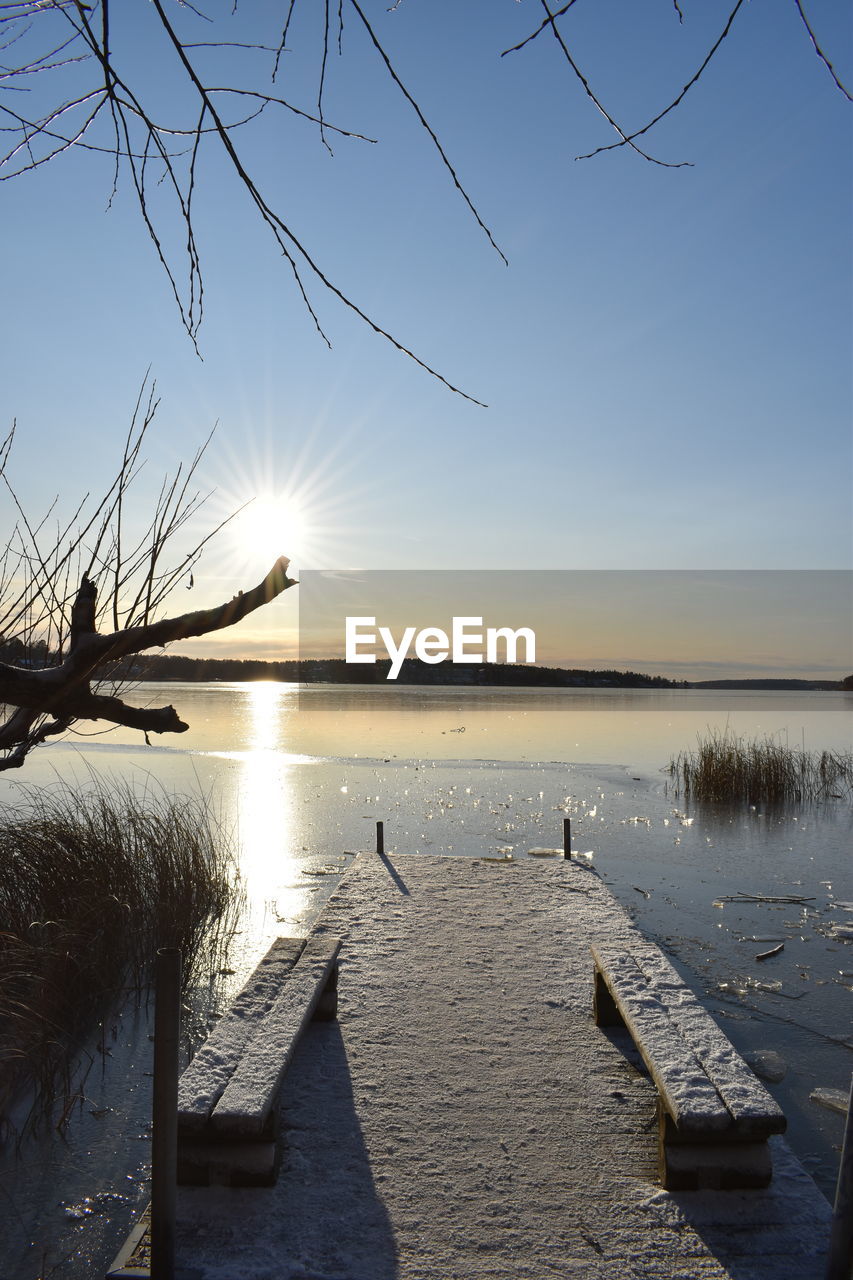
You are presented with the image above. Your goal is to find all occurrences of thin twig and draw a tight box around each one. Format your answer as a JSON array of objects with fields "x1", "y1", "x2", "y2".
[{"x1": 792, "y1": 0, "x2": 852, "y2": 100}]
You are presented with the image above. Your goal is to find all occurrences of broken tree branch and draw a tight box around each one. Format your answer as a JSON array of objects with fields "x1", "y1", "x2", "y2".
[
  {"x1": 0, "y1": 557, "x2": 296, "y2": 718},
  {"x1": 0, "y1": 390, "x2": 299, "y2": 769}
]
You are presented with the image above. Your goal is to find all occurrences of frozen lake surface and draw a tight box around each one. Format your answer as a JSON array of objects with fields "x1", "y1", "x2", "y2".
[{"x1": 0, "y1": 684, "x2": 849, "y2": 1277}]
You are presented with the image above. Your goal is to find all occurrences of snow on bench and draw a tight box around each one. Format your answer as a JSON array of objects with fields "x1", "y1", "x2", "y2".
[
  {"x1": 177, "y1": 931, "x2": 342, "y2": 1186},
  {"x1": 591, "y1": 940, "x2": 786, "y2": 1190},
  {"x1": 211, "y1": 932, "x2": 342, "y2": 1137},
  {"x1": 178, "y1": 936, "x2": 307, "y2": 1135}
]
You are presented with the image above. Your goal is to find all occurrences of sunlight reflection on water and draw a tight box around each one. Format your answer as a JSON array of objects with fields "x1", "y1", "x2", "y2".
[
  {"x1": 236, "y1": 684, "x2": 311, "y2": 935},
  {"x1": 0, "y1": 682, "x2": 849, "y2": 1274}
]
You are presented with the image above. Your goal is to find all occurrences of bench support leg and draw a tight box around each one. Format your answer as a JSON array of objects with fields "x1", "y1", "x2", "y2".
[
  {"x1": 593, "y1": 968, "x2": 624, "y2": 1027},
  {"x1": 658, "y1": 1106, "x2": 773, "y2": 1190},
  {"x1": 177, "y1": 1139, "x2": 278, "y2": 1187},
  {"x1": 313, "y1": 962, "x2": 339, "y2": 1022}
]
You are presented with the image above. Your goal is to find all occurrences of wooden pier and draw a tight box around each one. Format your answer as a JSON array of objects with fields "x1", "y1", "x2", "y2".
[{"x1": 137, "y1": 849, "x2": 831, "y2": 1278}]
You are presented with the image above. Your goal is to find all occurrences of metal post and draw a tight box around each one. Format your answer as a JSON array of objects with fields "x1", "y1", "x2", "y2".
[
  {"x1": 376, "y1": 820, "x2": 385, "y2": 856},
  {"x1": 563, "y1": 817, "x2": 571, "y2": 860},
  {"x1": 826, "y1": 1073, "x2": 853, "y2": 1280},
  {"x1": 151, "y1": 947, "x2": 181, "y2": 1280}
]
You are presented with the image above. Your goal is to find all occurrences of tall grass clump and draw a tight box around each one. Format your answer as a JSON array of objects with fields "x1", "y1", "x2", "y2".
[
  {"x1": 668, "y1": 728, "x2": 853, "y2": 805},
  {"x1": 0, "y1": 778, "x2": 242, "y2": 1119}
]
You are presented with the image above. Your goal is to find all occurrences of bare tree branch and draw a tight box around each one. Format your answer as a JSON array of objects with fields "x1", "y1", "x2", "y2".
[
  {"x1": 46, "y1": 691, "x2": 188, "y2": 734},
  {"x1": 0, "y1": 558, "x2": 296, "y2": 762},
  {"x1": 0, "y1": 383, "x2": 296, "y2": 769},
  {"x1": 505, "y1": 0, "x2": 848, "y2": 168},
  {"x1": 535, "y1": 0, "x2": 691, "y2": 168},
  {"x1": 575, "y1": 0, "x2": 747, "y2": 164},
  {"x1": 68, "y1": 555, "x2": 296, "y2": 672},
  {"x1": 500, "y1": 1, "x2": 580, "y2": 58},
  {"x1": 145, "y1": 0, "x2": 488, "y2": 403},
  {"x1": 793, "y1": 0, "x2": 852, "y2": 101},
  {"x1": 1, "y1": 0, "x2": 494, "y2": 398},
  {"x1": 0, "y1": 2, "x2": 849, "y2": 392},
  {"x1": 348, "y1": 0, "x2": 507, "y2": 264}
]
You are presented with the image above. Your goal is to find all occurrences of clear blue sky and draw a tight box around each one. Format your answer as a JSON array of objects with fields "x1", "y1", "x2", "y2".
[{"x1": 2, "y1": 2, "x2": 850, "y2": 664}]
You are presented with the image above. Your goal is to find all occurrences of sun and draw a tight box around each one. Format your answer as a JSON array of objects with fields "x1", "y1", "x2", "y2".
[
  {"x1": 236, "y1": 494, "x2": 310, "y2": 565},
  {"x1": 209, "y1": 420, "x2": 371, "y2": 578}
]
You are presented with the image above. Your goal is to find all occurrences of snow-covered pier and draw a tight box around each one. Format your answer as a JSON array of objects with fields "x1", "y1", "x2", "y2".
[{"x1": 171, "y1": 850, "x2": 831, "y2": 1279}]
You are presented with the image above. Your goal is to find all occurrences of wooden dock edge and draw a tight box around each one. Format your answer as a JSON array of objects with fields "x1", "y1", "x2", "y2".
[
  {"x1": 106, "y1": 1204, "x2": 203, "y2": 1280},
  {"x1": 105, "y1": 1204, "x2": 149, "y2": 1278}
]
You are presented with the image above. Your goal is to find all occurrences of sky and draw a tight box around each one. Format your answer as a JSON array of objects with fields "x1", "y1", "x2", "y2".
[
  {"x1": 1, "y1": 1, "x2": 851, "y2": 672},
  {"x1": 298, "y1": 570, "x2": 852, "y2": 680}
]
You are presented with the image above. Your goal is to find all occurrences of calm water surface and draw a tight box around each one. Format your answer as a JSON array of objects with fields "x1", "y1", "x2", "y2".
[{"x1": 0, "y1": 684, "x2": 850, "y2": 1277}]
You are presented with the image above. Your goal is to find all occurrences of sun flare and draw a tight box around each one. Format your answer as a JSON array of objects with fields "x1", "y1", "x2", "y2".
[
  {"x1": 210, "y1": 421, "x2": 369, "y2": 583},
  {"x1": 236, "y1": 494, "x2": 310, "y2": 565}
]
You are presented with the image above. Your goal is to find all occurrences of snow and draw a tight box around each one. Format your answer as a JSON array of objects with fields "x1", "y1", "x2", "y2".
[
  {"x1": 592, "y1": 943, "x2": 787, "y2": 1137},
  {"x1": 174, "y1": 852, "x2": 832, "y2": 1279},
  {"x1": 592, "y1": 947, "x2": 731, "y2": 1132},
  {"x1": 629, "y1": 946, "x2": 786, "y2": 1133},
  {"x1": 178, "y1": 937, "x2": 306, "y2": 1132},
  {"x1": 211, "y1": 936, "x2": 342, "y2": 1136}
]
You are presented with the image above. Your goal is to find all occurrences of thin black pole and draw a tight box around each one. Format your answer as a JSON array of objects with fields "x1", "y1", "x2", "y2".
[
  {"x1": 826, "y1": 1073, "x2": 853, "y2": 1280},
  {"x1": 376, "y1": 820, "x2": 385, "y2": 856},
  {"x1": 563, "y1": 817, "x2": 571, "y2": 860},
  {"x1": 151, "y1": 947, "x2": 181, "y2": 1280}
]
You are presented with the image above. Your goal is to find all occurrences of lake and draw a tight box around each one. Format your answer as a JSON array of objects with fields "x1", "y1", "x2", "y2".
[{"x1": 0, "y1": 683, "x2": 850, "y2": 1277}]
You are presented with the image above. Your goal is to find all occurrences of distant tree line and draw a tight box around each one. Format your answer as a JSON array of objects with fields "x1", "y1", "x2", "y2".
[
  {"x1": 11, "y1": 644, "x2": 844, "y2": 690},
  {"x1": 107, "y1": 652, "x2": 685, "y2": 688}
]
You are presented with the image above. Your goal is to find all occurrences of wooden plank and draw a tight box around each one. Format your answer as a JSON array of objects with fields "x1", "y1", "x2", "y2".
[
  {"x1": 591, "y1": 944, "x2": 731, "y2": 1135},
  {"x1": 661, "y1": 1135, "x2": 773, "y2": 1191},
  {"x1": 177, "y1": 936, "x2": 306, "y2": 1133},
  {"x1": 105, "y1": 1204, "x2": 150, "y2": 1278},
  {"x1": 177, "y1": 1139, "x2": 278, "y2": 1187},
  {"x1": 630, "y1": 936, "x2": 783, "y2": 1136},
  {"x1": 592, "y1": 941, "x2": 785, "y2": 1139},
  {"x1": 632, "y1": 943, "x2": 786, "y2": 1138},
  {"x1": 210, "y1": 933, "x2": 342, "y2": 1138}
]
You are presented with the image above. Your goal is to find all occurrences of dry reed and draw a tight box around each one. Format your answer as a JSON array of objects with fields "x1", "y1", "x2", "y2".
[
  {"x1": 668, "y1": 729, "x2": 853, "y2": 804},
  {"x1": 0, "y1": 777, "x2": 242, "y2": 1120}
]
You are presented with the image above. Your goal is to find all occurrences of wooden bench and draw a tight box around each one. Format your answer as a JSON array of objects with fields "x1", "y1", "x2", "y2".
[
  {"x1": 591, "y1": 940, "x2": 786, "y2": 1190},
  {"x1": 177, "y1": 930, "x2": 342, "y2": 1186}
]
